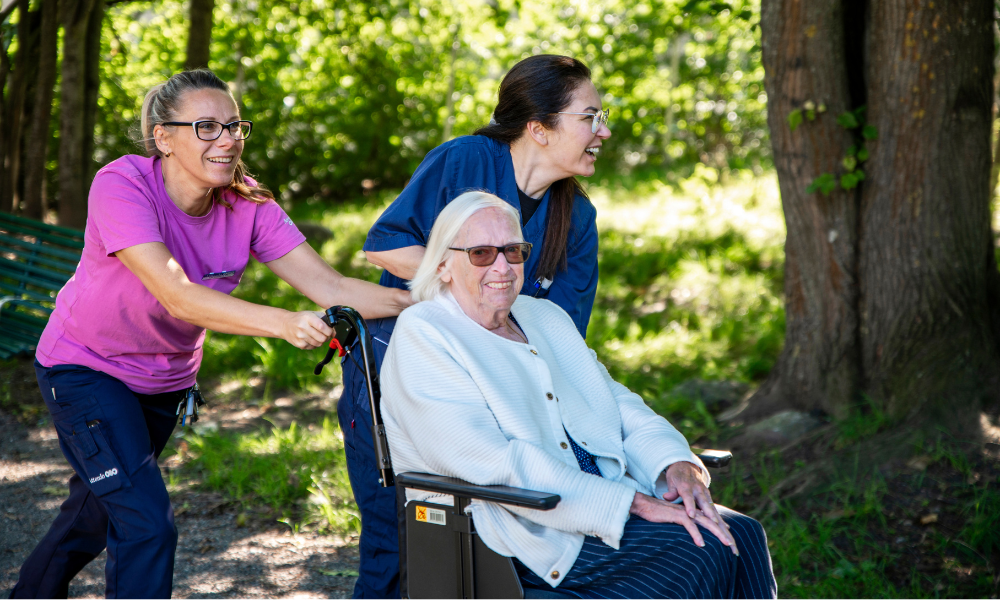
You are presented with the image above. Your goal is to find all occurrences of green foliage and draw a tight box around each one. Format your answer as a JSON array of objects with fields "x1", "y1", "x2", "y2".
[
  {"x1": 806, "y1": 172, "x2": 837, "y2": 195},
  {"x1": 806, "y1": 106, "x2": 876, "y2": 196},
  {"x1": 86, "y1": 0, "x2": 770, "y2": 205},
  {"x1": 181, "y1": 417, "x2": 360, "y2": 534},
  {"x1": 836, "y1": 111, "x2": 859, "y2": 129},
  {"x1": 787, "y1": 108, "x2": 802, "y2": 131}
]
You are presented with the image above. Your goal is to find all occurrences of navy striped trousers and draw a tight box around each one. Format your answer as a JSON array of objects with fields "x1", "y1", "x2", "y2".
[{"x1": 517, "y1": 506, "x2": 776, "y2": 599}]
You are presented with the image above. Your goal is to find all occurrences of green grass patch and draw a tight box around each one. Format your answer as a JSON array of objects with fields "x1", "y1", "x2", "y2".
[
  {"x1": 710, "y1": 434, "x2": 1000, "y2": 598},
  {"x1": 177, "y1": 418, "x2": 360, "y2": 535}
]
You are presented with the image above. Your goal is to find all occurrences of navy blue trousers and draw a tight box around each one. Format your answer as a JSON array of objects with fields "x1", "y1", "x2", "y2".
[
  {"x1": 10, "y1": 362, "x2": 181, "y2": 599},
  {"x1": 338, "y1": 316, "x2": 401, "y2": 599},
  {"x1": 517, "y1": 507, "x2": 776, "y2": 599}
]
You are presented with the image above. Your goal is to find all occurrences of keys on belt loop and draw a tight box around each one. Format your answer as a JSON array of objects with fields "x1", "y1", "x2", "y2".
[{"x1": 176, "y1": 383, "x2": 206, "y2": 427}]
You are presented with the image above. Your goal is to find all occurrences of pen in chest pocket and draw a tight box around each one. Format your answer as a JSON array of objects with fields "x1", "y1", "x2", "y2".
[{"x1": 202, "y1": 270, "x2": 236, "y2": 280}]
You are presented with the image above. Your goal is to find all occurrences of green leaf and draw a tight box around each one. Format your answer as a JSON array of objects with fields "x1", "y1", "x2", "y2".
[
  {"x1": 806, "y1": 172, "x2": 837, "y2": 195},
  {"x1": 862, "y1": 125, "x2": 878, "y2": 140},
  {"x1": 842, "y1": 155, "x2": 858, "y2": 171},
  {"x1": 846, "y1": 145, "x2": 857, "y2": 157},
  {"x1": 806, "y1": 109, "x2": 816, "y2": 121},
  {"x1": 788, "y1": 109, "x2": 803, "y2": 131},
  {"x1": 836, "y1": 112, "x2": 859, "y2": 129},
  {"x1": 840, "y1": 173, "x2": 860, "y2": 190},
  {"x1": 857, "y1": 147, "x2": 870, "y2": 161},
  {"x1": 855, "y1": 169, "x2": 865, "y2": 180}
]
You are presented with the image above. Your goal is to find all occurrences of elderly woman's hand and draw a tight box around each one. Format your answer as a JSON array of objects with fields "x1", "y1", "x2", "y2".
[
  {"x1": 629, "y1": 490, "x2": 738, "y2": 554},
  {"x1": 656, "y1": 461, "x2": 739, "y2": 554}
]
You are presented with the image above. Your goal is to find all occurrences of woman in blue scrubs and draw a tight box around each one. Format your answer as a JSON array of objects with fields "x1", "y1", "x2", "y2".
[{"x1": 340, "y1": 54, "x2": 611, "y2": 598}]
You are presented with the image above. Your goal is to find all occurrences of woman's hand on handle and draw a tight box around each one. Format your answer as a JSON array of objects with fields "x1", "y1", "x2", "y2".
[
  {"x1": 281, "y1": 311, "x2": 334, "y2": 349},
  {"x1": 630, "y1": 491, "x2": 738, "y2": 555}
]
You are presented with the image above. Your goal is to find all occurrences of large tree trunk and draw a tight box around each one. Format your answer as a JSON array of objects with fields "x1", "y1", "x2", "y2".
[
  {"x1": 58, "y1": 0, "x2": 97, "y2": 229},
  {"x1": 755, "y1": 0, "x2": 861, "y2": 419},
  {"x1": 0, "y1": 15, "x2": 13, "y2": 213},
  {"x1": 757, "y1": 0, "x2": 1000, "y2": 428},
  {"x1": 860, "y1": 0, "x2": 1000, "y2": 422},
  {"x1": 82, "y1": 0, "x2": 105, "y2": 188},
  {"x1": 21, "y1": 0, "x2": 59, "y2": 220},
  {"x1": 1, "y1": 0, "x2": 39, "y2": 214},
  {"x1": 184, "y1": 0, "x2": 214, "y2": 71}
]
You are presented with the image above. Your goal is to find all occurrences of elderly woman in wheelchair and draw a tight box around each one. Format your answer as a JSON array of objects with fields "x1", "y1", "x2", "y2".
[{"x1": 380, "y1": 191, "x2": 777, "y2": 599}]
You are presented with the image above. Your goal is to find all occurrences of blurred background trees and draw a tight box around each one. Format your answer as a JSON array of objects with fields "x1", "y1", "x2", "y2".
[{"x1": 0, "y1": 0, "x2": 768, "y2": 216}]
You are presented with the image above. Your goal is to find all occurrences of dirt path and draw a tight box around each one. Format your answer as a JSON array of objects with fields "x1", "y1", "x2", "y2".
[{"x1": 0, "y1": 357, "x2": 361, "y2": 598}]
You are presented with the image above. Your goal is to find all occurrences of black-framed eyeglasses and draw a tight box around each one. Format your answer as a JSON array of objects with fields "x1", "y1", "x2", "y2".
[
  {"x1": 554, "y1": 109, "x2": 610, "y2": 134},
  {"x1": 449, "y1": 243, "x2": 533, "y2": 266},
  {"x1": 162, "y1": 120, "x2": 253, "y2": 141}
]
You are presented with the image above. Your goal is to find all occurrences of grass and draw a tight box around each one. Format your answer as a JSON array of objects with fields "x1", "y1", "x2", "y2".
[
  {"x1": 170, "y1": 417, "x2": 361, "y2": 536},
  {"x1": 708, "y1": 434, "x2": 1000, "y2": 598}
]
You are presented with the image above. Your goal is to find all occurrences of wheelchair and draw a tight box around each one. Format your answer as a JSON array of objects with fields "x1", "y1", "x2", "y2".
[{"x1": 315, "y1": 306, "x2": 734, "y2": 599}]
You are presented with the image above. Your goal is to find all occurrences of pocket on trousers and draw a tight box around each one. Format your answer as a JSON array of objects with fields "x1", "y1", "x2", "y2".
[{"x1": 67, "y1": 419, "x2": 132, "y2": 497}]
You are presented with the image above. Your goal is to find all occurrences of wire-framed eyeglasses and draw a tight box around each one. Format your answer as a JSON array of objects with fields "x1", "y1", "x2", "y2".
[
  {"x1": 554, "y1": 109, "x2": 610, "y2": 133},
  {"x1": 162, "y1": 120, "x2": 254, "y2": 141},
  {"x1": 449, "y1": 243, "x2": 533, "y2": 266}
]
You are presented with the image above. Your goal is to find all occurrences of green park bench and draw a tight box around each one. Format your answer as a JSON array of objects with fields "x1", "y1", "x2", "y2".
[{"x1": 0, "y1": 212, "x2": 83, "y2": 360}]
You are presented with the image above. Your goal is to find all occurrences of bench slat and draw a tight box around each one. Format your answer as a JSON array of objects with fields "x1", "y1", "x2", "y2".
[
  {"x1": 0, "y1": 245, "x2": 80, "y2": 273},
  {"x1": 0, "y1": 264, "x2": 67, "y2": 292},
  {"x1": 0, "y1": 256, "x2": 74, "y2": 283},
  {"x1": 0, "y1": 233, "x2": 83, "y2": 262},
  {"x1": 0, "y1": 221, "x2": 85, "y2": 250},
  {"x1": 0, "y1": 212, "x2": 85, "y2": 241},
  {"x1": 0, "y1": 282, "x2": 56, "y2": 303}
]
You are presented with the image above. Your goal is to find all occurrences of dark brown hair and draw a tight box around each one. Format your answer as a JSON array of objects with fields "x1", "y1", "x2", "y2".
[
  {"x1": 140, "y1": 69, "x2": 273, "y2": 207},
  {"x1": 474, "y1": 55, "x2": 592, "y2": 280}
]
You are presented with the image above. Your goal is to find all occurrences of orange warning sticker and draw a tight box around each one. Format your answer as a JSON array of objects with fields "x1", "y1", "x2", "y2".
[{"x1": 415, "y1": 505, "x2": 447, "y2": 525}]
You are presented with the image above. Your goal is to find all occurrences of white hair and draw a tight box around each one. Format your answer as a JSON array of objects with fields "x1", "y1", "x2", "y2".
[{"x1": 408, "y1": 191, "x2": 522, "y2": 302}]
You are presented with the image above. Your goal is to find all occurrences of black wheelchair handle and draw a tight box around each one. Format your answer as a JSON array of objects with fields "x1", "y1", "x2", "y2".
[{"x1": 313, "y1": 306, "x2": 394, "y2": 487}]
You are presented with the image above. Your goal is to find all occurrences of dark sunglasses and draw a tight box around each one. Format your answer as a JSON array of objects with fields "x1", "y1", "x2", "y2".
[{"x1": 449, "y1": 242, "x2": 533, "y2": 266}]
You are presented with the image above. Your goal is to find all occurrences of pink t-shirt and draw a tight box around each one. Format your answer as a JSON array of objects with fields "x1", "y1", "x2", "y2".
[{"x1": 36, "y1": 155, "x2": 306, "y2": 394}]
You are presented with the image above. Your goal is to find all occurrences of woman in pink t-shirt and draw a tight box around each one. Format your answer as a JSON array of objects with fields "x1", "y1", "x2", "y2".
[{"x1": 10, "y1": 70, "x2": 411, "y2": 599}]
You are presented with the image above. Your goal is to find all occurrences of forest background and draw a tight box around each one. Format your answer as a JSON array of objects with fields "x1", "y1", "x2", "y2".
[{"x1": 1, "y1": 0, "x2": 999, "y2": 597}]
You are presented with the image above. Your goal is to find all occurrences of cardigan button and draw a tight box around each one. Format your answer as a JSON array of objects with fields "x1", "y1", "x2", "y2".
[
  {"x1": 546, "y1": 392, "x2": 554, "y2": 400},
  {"x1": 560, "y1": 442, "x2": 568, "y2": 449},
  {"x1": 530, "y1": 349, "x2": 538, "y2": 355},
  {"x1": 551, "y1": 571, "x2": 560, "y2": 579}
]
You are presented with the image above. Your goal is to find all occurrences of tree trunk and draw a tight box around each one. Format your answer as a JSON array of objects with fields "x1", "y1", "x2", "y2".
[
  {"x1": 0, "y1": 16, "x2": 12, "y2": 213},
  {"x1": 184, "y1": 0, "x2": 214, "y2": 71},
  {"x1": 755, "y1": 0, "x2": 862, "y2": 419},
  {"x1": 82, "y1": 0, "x2": 104, "y2": 187},
  {"x1": 21, "y1": 0, "x2": 58, "y2": 220},
  {"x1": 756, "y1": 0, "x2": 1000, "y2": 428},
  {"x1": 860, "y1": 0, "x2": 1000, "y2": 422},
  {"x1": 57, "y1": 0, "x2": 97, "y2": 229},
  {"x1": 1, "y1": 0, "x2": 39, "y2": 214}
]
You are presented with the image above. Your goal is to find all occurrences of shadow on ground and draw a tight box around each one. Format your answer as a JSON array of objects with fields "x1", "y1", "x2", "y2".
[{"x1": 0, "y1": 356, "x2": 360, "y2": 598}]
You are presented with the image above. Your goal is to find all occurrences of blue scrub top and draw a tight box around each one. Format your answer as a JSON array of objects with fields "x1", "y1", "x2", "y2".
[{"x1": 364, "y1": 135, "x2": 599, "y2": 337}]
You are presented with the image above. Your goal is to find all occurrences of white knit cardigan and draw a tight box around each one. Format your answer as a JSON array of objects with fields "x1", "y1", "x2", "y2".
[{"x1": 380, "y1": 292, "x2": 708, "y2": 587}]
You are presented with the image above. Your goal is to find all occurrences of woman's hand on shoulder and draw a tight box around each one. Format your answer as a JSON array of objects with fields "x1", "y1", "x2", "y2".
[{"x1": 280, "y1": 311, "x2": 334, "y2": 349}]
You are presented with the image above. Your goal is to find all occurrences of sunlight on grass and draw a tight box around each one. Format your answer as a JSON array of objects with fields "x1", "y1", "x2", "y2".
[{"x1": 182, "y1": 418, "x2": 360, "y2": 535}]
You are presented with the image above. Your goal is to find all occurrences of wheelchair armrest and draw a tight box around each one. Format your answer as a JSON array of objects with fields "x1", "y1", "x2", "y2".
[
  {"x1": 397, "y1": 472, "x2": 561, "y2": 510},
  {"x1": 694, "y1": 449, "x2": 732, "y2": 468}
]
